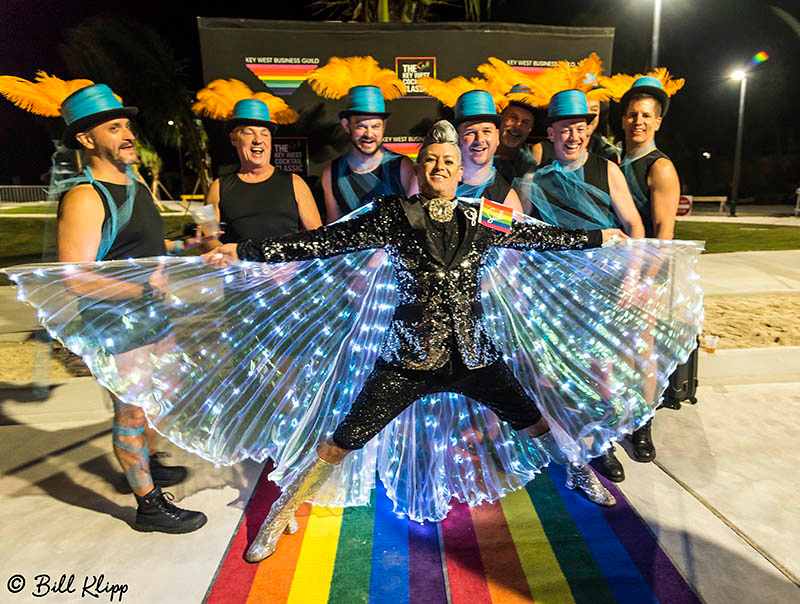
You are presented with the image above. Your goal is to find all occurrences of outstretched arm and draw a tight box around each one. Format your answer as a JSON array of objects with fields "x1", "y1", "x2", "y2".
[
  {"x1": 491, "y1": 219, "x2": 625, "y2": 252},
  {"x1": 231, "y1": 199, "x2": 392, "y2": 263}
]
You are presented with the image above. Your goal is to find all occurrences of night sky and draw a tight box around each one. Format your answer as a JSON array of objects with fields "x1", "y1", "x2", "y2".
[{"x1": 2, "y1": 0, "x2": 799, "y2": 197}]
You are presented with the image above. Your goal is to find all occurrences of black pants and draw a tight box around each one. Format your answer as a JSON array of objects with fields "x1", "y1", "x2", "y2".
[{"x1": 332, "y1": 354, "x2": 542, "y2": 450}]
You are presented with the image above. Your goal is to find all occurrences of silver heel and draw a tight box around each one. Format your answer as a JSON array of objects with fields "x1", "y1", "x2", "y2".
[
  {"x1": 284, "y1": 514, "x2": 299, "y2": 535},
  {"x1": 245, "y1": 450, "x2": 336, "y2": 563},
  {"x1": 566, "y1": 465, "x2": 616, "y2": 507}
]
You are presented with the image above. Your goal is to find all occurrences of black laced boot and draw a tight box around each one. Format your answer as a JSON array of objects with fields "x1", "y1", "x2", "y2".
[
  {"x1": 592, "y1": 445, "x2": 625, "y2": 482},
  {"x1": 629, "y1": 420, "x2": 656, "y2": 462},
  {"x1": 134, "y1": 486, "x2": 207, "y2": 534},
  {"x1": 149, "y1": 452, "x2": 188, "y2": 487}
]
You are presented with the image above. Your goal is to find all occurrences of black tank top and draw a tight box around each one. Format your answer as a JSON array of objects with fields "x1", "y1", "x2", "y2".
[
  {"x1": 538, "y1": 140, "x2": 555, "y2": 167},
  {"x1": 218, "y1": 169, "x2": 299, "y2": 244},
  {"x1": 330, "y1": 150, "x2": 405, "y2": 214},
  {"x1": 482, "y1": 171, "x2": 513, "y2": 204},
  {"x1": 90, "y1": 180, "x2": 167, "y2": 260},
  {"x1": 628, "y1": 149, "x2": 671, "y2": 238}
]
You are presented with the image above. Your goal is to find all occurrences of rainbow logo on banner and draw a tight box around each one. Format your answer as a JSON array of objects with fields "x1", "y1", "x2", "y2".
[
  {"x1": 480, "y1": 198, "x2": 514, "y2": 233},
  {"x1": 245, "y1": 63, "x2": 318, "y2": 96},
  {"x1": 384, "y1": 142, "x2": 422, "y2": 161},
  {"x1": 749, "y1": 51, "x2": 769, "y2": 66}
]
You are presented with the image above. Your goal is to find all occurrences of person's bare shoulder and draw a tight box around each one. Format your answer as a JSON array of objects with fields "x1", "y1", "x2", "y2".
[{"x1": 58, "y1": 183, "x2": 104, "y2": 219}]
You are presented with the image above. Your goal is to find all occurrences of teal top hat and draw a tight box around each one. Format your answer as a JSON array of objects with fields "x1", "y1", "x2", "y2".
[
  {"x1": 61, "y1": 84, "x2": 138, "y2": 149},
  {"x1": 339, "y1": 85, "x2": 390, "y2": 120},
  {"x1": 453, "y1": 90, "x2": 501, "y2": 127},
  {"x1": 227, "y1": 99, "x2": 277, "y2": 134},
  {"x1": 506, "y1": 84, "x2": 537, "y2": 115},
  {"x1": 546, "y1": 89, "x2": 596, "y2": 126},
  {"x1": 620, "y1": 75, "x2": 670, "y2": 116}
]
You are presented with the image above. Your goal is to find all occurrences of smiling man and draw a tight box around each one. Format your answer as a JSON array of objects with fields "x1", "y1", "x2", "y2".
[
  {"x1": 494, "y1": 95, "x2": 538, "y2": 182},
  {"x1": 53, "y1": 83, "x2": 208, "y2": 533},
  {"x1": 452, "y1": 90, "x2": 523, "y2": 211},
  {"x1": 520, "y1": 90, "x2": 644, "y2": 236},
  {"x1": 310, "y1": 57, "x2": 414, "y2": 223},
  {"x1": 202, "y1": 98, "x2": 321, "y2": 250}
]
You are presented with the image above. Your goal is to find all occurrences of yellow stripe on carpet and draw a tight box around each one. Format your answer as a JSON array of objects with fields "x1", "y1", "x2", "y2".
[
  {"x1": 286, "y1": 506, "x2": 344, "y2": 604},
  {"x1": 500, "y1": 488, "x2": 575, "y2": 604}
]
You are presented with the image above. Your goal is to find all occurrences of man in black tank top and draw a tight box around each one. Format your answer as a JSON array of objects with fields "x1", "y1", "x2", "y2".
[
  {"x1": 202, "y1": 98, "x2": 321, "y2": 252},
  {"x1": 523, "y1": 90, "x2": 644, "y2": 236},
  {"x1": 56, "y1": 83, "x2": 207, "y2": 533},
  {"x1": 592, "y1": 77, "x2": 682, "y2": 482}
]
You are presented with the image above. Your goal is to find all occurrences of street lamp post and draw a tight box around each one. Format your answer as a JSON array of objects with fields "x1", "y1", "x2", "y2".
[
  {"x1": 651, "y1": 0, "x2": 663, "y2": 68},
  {"x1": 729, "y1": 70, "x2": 747, "y2": 217}
]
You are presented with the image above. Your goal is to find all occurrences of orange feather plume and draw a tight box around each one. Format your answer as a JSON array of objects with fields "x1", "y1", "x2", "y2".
[
  {"x1": 0, "y1": 71, "x2": 97, "y2": 117},
  {"x1": 599, "y1": 68, "x2": 685, "y2": 102},
  {"x1": 477, "y1": 57, "x2": 551, "y2": 108},
  {"x1": 192, "y1": 79, "x2": 299, "y2": 124},
  {"x1": 417, "y1": 75, "x2": 507, "y2": 111},
  {"x1": 306, "y1": 56, "x2": 406, "y2": 100}
]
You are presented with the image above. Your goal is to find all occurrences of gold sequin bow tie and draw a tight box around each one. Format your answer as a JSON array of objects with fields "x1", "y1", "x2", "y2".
[{"x1": 422, "y1": 197, "x2": 459, "y2": 223}]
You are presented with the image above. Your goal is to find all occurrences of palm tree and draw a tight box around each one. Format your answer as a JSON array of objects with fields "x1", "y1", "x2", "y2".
[
  {"x1": 60, "y1": 17, "x2": 212, "y2": 194},
  {"x1": 311, "y1": 0, "x2": 498, "y2": 22}
]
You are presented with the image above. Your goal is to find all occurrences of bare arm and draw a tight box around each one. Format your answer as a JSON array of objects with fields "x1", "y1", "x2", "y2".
[
  {"x1": 531, "y1": 142, "x2": 543, "y2": 165},
  {"x1": 57, "y1": 185, "x2": 148, "y2": 299},
  {"x1": 399, "y1": 155, "x2": 416, "y2": 195},
  {"x1": 607, "y1": 161, "x2": 646, "y2": 238},
  {"x1": 502, "y1": 188, "x2": 524, "y2": 214},
  {"x1": 322, "y1": 164, "x2": 341, "y2": 225},
  {"x1": 199, "y1": 179, "x2": 222, "y2": 251},
  {"x1": 648, "y1": 158, "x2": 680, "y2": 240},
  {"x1": 293, "y1": 173, "x2": 323, "y2": 230}
]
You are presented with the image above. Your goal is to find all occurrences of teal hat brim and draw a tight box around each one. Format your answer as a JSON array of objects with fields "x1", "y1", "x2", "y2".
[
  {"x1": 620, "y1": 85, "x2": 670, "y2": 116},
  {"x1": 546, "y1": 112, "x2": 596, "y2": 127},
  {"x1": 62, "y1": 106, "x2": 139, "y2": 150},
  {"x1": 453, "y1": 113, "x2": 502, "y2": 128},
  {"x1": 226, "y1": 118, "x2": 278, "y2": 135}
]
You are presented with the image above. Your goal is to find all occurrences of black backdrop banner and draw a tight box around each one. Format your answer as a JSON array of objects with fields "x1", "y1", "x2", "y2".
[{"x1": 197, "y1": 19, "x2": 614, "y2": 178}]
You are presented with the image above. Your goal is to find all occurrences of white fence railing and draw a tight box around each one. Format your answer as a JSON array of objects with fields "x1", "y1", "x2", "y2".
[{"x1": 0, "y1": 186, "x2": 49, "y2": 203}]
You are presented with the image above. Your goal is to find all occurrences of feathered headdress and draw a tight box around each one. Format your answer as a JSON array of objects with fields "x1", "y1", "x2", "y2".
[
  {"x1": 417, "y1": 75, "x2": 507, "y2": 111},
  {"x1": 0, "y1": 71, "x2": 102, "y2": 117},
  {"x1": 522, "y1": 53, "x2": 612, "y2": 105},
  {"x1": 599, "y1": 68, "x2": 685, "y2": 103},
  {"x1": 476, "y1": 58, "x2": 551, "y2": 109},
  {"x1": 192, "y1": 79, "x2": 299, "y2": 124},
  {"x1": 306, "y1": 56, "x2": 406, "y2": 100}
]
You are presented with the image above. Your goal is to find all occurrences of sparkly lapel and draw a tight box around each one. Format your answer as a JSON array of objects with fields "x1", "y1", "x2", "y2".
[{"x1": 448, "y1": 201, "x2": 479, "y2": 268}]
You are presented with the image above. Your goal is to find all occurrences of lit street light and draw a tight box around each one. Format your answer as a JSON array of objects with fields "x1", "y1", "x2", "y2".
[{"x1": 729, "y1": 70, "x2": 747, "y2": 217}]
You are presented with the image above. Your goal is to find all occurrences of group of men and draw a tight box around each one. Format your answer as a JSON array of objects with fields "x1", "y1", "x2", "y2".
[{"x1": 0, "y1": 54, "x2": 682, "y2": 547}]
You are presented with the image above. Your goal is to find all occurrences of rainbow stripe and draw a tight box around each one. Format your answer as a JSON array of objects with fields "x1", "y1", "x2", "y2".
[
  {"x1": 245, "y1": 63, "x2": 318, "y2": 96},
  {"x1": 480, "y1": 198, "x2": 514, "y2": 233},
  {"x1": 506, "y1": 65, "x2": 548, "y2": 78},
  {"x1": 384, "y1": 142, "x2": 422, "y2": 161},
  {"x1": 206, "y1": 465, "x2": 701, "y2": 603},
  {"x1": 749, "y1": 51, "x2": 769, "y2": 65}
]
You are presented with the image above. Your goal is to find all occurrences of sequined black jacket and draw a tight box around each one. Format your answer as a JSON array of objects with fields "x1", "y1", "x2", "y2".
[{"x1": 238, "y1": 195, "x2": 602, "y2": 370}]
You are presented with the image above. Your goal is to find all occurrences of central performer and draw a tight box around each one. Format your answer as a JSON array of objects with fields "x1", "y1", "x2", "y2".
[{"x1": 210, "y1": 121, "x2": 626, "y2": 562}]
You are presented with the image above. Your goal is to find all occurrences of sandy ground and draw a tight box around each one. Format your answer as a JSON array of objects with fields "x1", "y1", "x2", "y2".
[{"x1": 1, "y1": 293, "x2": 799, "y2": 381}]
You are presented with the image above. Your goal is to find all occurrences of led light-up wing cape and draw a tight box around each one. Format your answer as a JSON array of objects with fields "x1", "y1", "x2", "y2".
[{"x1": 4, "y1": 209, "x2": 702, "y2": 522}]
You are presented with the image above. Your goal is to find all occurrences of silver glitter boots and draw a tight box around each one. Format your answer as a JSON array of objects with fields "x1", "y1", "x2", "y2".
[
  {"x1": 245, "y1": 450, "x2": 336, "y2": 563},
  {"x1": 532, "y1": 430, "x2": 616, "y2": 507},
  {"x1": 565, "y1": 465, "x2": 617, "y2": 507}
]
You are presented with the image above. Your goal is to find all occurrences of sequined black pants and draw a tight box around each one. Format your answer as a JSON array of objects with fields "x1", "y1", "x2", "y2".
[{"x1": 331, "y1": 354, "x2": 542, "y2": 450}]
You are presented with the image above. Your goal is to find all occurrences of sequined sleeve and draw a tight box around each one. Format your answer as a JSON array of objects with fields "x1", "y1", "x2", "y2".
[
  {"x1": 237, "y1": 200, "x2": 392, "y2": 263},
  {"x1": 491, "y1": 222, "x2": 602, "y2": 252}
]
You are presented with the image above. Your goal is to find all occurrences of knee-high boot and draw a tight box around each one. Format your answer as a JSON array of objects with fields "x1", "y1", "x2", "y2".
[{"x1": 245, "y1": 449, "x2": 336, "y2": 563}]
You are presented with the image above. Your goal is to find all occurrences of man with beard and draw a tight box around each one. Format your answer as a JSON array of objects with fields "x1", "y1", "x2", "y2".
[
  {"x1": 520, "y1": 90, "x2": 644, "y2": 236},
  {"x1": 452, "y1": 90, "x2": 523, "y2": 210},
  {"x1": 196, "y1": 90, "x2": 322, "y2": 249},
  {"x1": 307, "y1": 56, "x2": 414, "y2": 223},
  {"x1": 208, "y1": 120, "x2": 626, "y2": 562},
  {"x1": 1, "y1": 79, "x2": 210, "y2": 533}
]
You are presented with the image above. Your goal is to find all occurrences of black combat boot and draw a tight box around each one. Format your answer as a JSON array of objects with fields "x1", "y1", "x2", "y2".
[
  {"x1": 134, "y1": 486, "x2": 207, "y2": 534},
  {"x1": 629, "y1": 420, "x2": 656, "y2": 462}
]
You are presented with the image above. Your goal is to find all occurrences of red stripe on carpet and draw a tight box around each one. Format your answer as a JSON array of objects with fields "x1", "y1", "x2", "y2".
[{"x1": 440, "y1": 500, "x2": 492, "y2": 604}]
